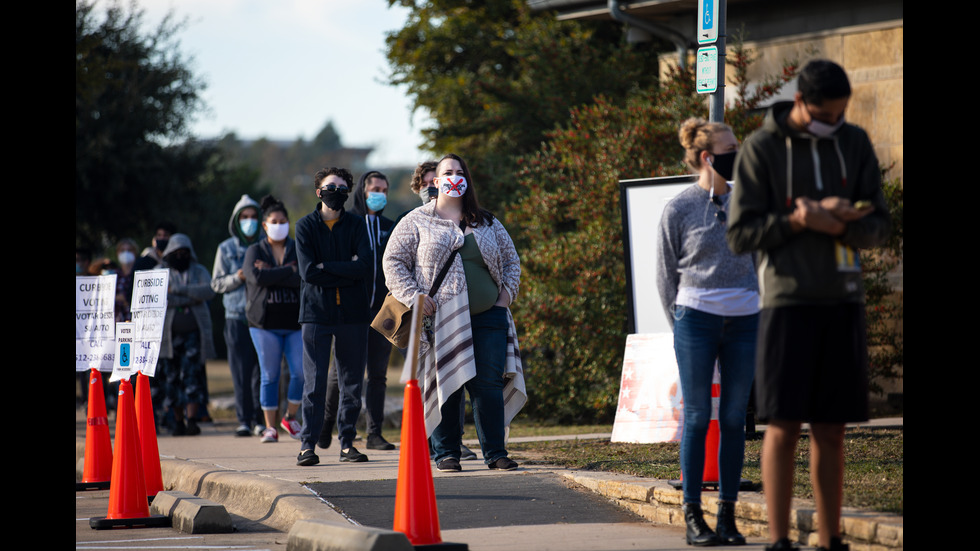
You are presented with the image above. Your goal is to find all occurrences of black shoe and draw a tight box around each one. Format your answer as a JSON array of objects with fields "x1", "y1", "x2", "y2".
[
  {"x1": 460, "y1": 444, "x2": 478, "y2": 460},
  {"x1": 437, "y1": 457, "x2": 462, "y2": 472},
  {"x1": 318, "y1": 418, "x2": 335, "y2": 449},
  {"x1": 340, "y1": 447, "x2": 368, "y2": 462},
  {"x1": 488, "y1": 457, "x2": 519, "y2": 471},
  {"x1": 366, "y1": 434, "x2": 395, "y2": 450},
  {"x1": 683, "y1": 503, "x2": 719, "y2": 546},
  {"x1": 297, "y1": 449, "x2": 320, "y2": 466},
  {"x1": 764, "y1": 538, "x2": 798, "y2": 551},
  {"x1": 172, "y1": 419, "x2": 187, "y2": 436},
  {"x1": 186, "y1": 419, "x2": 201, "y2": 436},
  {"x1": 235, "y1": 424, "x2": 251, "y2": 437},
  {"x1": 715, "y1": 501, "x2": 745, "y2": 545}
]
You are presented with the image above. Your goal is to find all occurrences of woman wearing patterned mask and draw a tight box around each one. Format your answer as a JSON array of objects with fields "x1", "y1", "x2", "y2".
[{"x1": 383, "y1": 153, "x2": 526, "y2": 473}]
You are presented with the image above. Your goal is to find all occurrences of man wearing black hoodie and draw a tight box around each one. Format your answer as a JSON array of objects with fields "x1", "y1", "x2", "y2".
[
  {"x1": 727, "y1": 60, "x2": 890, "y2": 551},
  {"x1": 295, "y1": 167, "x2": 373, "y2": 466},
  {"x1": 320, "y1": 171, "x2": 397, "y2": 451}
]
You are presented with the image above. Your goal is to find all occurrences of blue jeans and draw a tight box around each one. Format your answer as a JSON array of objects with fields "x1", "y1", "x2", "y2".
[
  {"x1": 431, "y1": 306, "x2": 509, "y2": 465},
  {"x1": 249, "y1": 327, "x2": 304, "y2": 410},
  {"x1": 299, "y1": 323, "x2": 367, "y2": 451},
  {"x1": 673, "y1": 306, "x2": 758, "y2": 503}
]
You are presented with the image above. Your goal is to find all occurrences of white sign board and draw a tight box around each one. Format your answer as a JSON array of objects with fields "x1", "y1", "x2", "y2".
[
  {"x1": 111, "y1": 322, "x2": 136, "y2": 382},
  {"x1": 130, "y1": 269, "x2": 169, "y2": 377},
  {"x1": 696, "y1": 46, "x2": 718, "y2": 94},
  {"x1": 611, "y1": 333, "x2": 683, "y2": 443},
  {"x1": 697, "y1": 0, "x2": 720, "y2": 44},
  {"x1": 75, "y1": 274, "x2": 117, "y2": 372}
]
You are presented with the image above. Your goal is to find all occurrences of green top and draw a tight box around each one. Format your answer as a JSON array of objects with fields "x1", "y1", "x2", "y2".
[{"x1": 459, "y1": 233, "x2": 498, "y2": 314}]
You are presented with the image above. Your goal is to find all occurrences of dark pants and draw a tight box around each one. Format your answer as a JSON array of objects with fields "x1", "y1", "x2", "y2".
[
  {"x1": 324, "y1": 312, "x2": 392, "y2": 437},
  {"x1": 225, "y1": 318, "x2": 262, "y2": 427},
  {"x1": 300, "y1": 323, "x2": 367, "y2": 451},
  {"x1": 431, "y1": 307, "x2": 509, "y2": 465}
]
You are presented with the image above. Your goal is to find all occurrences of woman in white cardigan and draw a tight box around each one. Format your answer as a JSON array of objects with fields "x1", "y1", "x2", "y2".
[{"x1": 382, "y1": 153, "x2": 526, "y2": 473}]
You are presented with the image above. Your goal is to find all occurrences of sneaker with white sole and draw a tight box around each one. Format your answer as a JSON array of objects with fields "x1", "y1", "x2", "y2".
[
  {"x1": 280, "y1": 416, "x2": 302, "y2": 439},
  {"x1": 260, "y1": 427, "x2": 278, "y2": 443},
  {"x1": 253, "y1": 424, "x2": 267, "y2": 437},
  {"x1": 460, "y1": 444, "x2": 478, "y2": 460}
]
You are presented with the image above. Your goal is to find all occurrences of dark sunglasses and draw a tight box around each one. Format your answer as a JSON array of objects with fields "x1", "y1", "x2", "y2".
[
  {"x1": 319, "y1": 184, "x2": 349, "y2": 193},
  {"x1": 710, "y1": 195, "x2": 727, "y2": 223}
]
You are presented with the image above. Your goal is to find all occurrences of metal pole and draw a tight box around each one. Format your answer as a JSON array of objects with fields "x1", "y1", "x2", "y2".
[{"x1": 709, "y1": 0, "x2": 727, "y2": 123}]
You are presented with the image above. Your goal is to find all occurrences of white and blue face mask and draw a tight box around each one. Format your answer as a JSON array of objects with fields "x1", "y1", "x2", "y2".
[
  {"x1": 239, "y1": 218, "x2": 259, "y2": 237},
  {"x1": 365, "y1": 191, "x2": 387, "y2": 212}
]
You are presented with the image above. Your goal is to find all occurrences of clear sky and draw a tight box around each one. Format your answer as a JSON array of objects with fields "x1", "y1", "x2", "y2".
[{"x1": 138, "y1": 0, "x2": 427, "y2": 168}]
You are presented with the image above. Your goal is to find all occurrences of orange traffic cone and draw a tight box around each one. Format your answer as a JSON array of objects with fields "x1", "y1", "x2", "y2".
[
  {"x1": 393, "y1": 295, "x2": 467, "y2": 550},
  {"x1": 701, "y1": 382, "x2": 721, "y2": 484},
  {"x1": 90, "y1": 378, "x2": 170, "y2": 529},
  {"x1": 393, "y1": 378, "x2": 443, "y2": 545},
  {"x1": 77, "y1": 368, "x2": 113, "y2": 491},
  {"x1": 135, "y1": 373, "x2": 163, "y2": 501}
]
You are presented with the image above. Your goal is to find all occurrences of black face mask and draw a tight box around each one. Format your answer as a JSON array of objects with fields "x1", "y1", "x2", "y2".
[
  {"x1": 320, "y1": 189, "x2": 349, "y2": 211},
  {"x1": 155, "y1": 238, "x2": 169, "y2": 254},
  {"x1": 710, "y1": 151, "x2": 737, "y2": 181},
  {"x1": 166, "y1": 251, "x2": 191, "y2": 272}
]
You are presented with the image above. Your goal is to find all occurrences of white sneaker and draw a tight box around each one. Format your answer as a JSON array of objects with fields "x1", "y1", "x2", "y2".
[
  {"x1": 260, "y1": 427, "x2": 278, "y2": 443},
  {"x1": 253, "y1": 424, "x2": 267, "y2": 437}
]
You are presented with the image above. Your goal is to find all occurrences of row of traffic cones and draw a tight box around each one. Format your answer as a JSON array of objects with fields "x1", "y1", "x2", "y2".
[{"x1": 79, "y1": 369, "x2": 169, "y2": 529}]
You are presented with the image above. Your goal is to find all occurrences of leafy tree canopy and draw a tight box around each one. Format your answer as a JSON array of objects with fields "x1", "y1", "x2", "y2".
[{"x1": 385, "y1": 0, "x2": 663, "y2": 210}]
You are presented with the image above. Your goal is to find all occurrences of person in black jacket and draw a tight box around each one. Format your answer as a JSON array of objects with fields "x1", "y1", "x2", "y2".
[
  {"x1": 244, "y1": 195, "x2": 304, "y2": 444},
  {"x1": 320, "y1": 171, "x2": 397, "y2": 451},
  {"x1": 295, "y1": 167, "x2": 372, "y2": 466}
]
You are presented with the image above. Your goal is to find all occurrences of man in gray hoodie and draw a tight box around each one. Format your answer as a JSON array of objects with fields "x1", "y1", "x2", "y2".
[{"x1": 212, "y1": 194, "x2": 265, "y2": 436}]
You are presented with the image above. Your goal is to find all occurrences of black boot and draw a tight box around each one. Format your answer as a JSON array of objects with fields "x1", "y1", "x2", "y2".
[
  {"x1": 715, "y1": 501, "x2": 746, "y2": 545},
  {"x1": 764, "y1": 538, "x2": 798, "y2": 551},
  {"x1": 683, "y1": 503, "x2": 719, "y2": 546}
]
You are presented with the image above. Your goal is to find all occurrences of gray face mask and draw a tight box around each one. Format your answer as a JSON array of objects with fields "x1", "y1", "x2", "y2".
[
  {"x1": 807, "y1": 116, "x2": 845, "y2": 138},
  {"x1": 419, "y1": 186, "x2": 438, "y2": 204}
]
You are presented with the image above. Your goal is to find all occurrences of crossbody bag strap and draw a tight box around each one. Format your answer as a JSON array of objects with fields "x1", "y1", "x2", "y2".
[{"x1": 428, "y1": 249, "x2": 458, "y2": 296}]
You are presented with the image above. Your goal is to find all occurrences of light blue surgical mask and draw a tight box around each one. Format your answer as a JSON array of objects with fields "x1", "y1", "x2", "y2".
[
  {"x1": 239, "y1": 218, "x2": 259, "y2": 237},
  {"x1": 365, "y1": 191, "x2": 387, "y2": 212}
]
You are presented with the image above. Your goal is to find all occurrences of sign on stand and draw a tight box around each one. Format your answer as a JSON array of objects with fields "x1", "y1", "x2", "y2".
[
  {"x1": 76, "y1": 274, "x2": 117, "y2": 372},
  {"x1": 130, "y1": 269, "x2": 169, "y2": 377}
]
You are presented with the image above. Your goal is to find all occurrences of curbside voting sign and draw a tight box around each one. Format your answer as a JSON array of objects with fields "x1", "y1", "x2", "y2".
[
  {"x1": 130, "y1": 269, "x2": 168, "y2": 377},
  {"x1": 76, "y1": 274, "x2": 117, "y2": 372}
]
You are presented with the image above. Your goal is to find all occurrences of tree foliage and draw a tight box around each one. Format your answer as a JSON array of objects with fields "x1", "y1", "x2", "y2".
[
  {"x1": 76, "y1": 1, "x2": 260, "y2": 257},
  {"x1": 385, "y1": 0, "x2": 662, "y2": 210},
  {"x1": 506, "y1": 45, "x2": 801, "y2": 422}
]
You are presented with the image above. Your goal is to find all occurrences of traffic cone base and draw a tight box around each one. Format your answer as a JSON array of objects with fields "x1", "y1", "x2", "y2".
[
  {"x1": 90, "y1": 379, "x2": 169, "y2": 530},
  {"x1": 77, "y1": 368, "x2": 113, "y2": 491}
]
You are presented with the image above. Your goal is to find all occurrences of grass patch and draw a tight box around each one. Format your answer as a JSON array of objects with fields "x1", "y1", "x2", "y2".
[{"x1": 509, "y1": 427, "x2": 903, "y2": 515}]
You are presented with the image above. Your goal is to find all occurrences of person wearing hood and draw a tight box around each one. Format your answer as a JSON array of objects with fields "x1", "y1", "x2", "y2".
[
  {"x1": 727, "y1": 60, "x2": 890, "y2": 551},
  {"x1": 295, "y1": 167, "x2": 373, "y2": 467},
  {"x1": 319, "y1": 171, "x2": 398, "y2": 451},
  {"x1": 212, "y1": 195, "x2": 265, "y2": 437},
  {"x1": 158, "y1": 234, "x2": 217, "y2": 436}
]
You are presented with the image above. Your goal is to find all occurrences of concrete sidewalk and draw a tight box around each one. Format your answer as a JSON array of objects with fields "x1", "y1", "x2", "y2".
[{"x1": 75, "y1": 408, "x2": 902, "y2": 550}]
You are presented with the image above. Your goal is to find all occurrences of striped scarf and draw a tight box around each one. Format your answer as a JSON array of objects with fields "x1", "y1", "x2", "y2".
[{"x1": 410, "y1": 292, "x2": 527, "y2": 436}]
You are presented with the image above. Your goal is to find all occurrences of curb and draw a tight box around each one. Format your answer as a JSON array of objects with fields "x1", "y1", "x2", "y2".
[{"x1": 562, "y1": 471, "x2": 903, "y2": 550}]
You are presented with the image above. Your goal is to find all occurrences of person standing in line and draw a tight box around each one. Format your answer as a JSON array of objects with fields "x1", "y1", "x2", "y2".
[
  {"x1": 295, "y1": 167, "x2": 372, "y2": 466},
  {"x1": 244, "y1": 195, "x2": 305, "y2": 443},
  {"x1": 134, "y1": 221, "x2": 176, "y2": 273},
  {"x1": 212, "y1": 195, "x2": 265, "y2": 437},
  {"x1": 727, "y1": 60, "x2": 890, "y2": 551},
  {"x1": 158, "y1": 234, "x2": 217, "y2": 436},
  {"x1": 383, "y1": 153, "x2": 526, "y2": 473},
  {"x1": 657, "y1": 118, "x2": 759, "y2": 546},
  {"x1": 320, "y1": 171, "x2": 398, "y2": 451}
]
